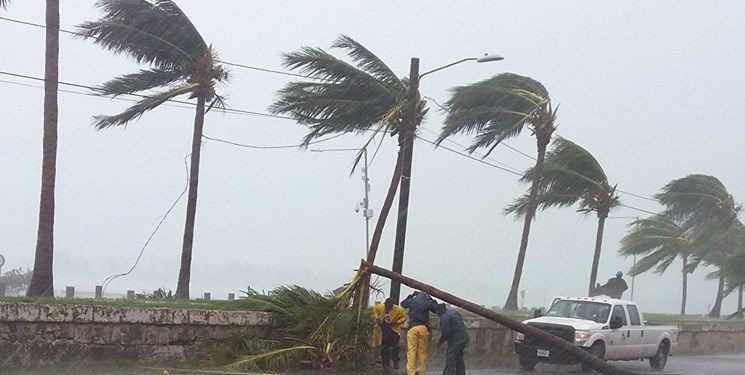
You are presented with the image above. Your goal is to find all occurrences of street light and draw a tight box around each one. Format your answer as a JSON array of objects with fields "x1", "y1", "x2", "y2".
[
  {"x1": 310, "y1": 147, "x2": 372, "y2": 257},
  {"x1": 389, "y1": 54, "x2": 504, "y2": 302}
]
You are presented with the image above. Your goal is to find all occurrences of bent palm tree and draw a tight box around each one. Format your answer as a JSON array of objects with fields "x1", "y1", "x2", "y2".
[
  {"x1": 77, "y1": 0, "x2": 229, "y2": 299},
  {"x1": 504, "y1": 137, "x2": 620, "y2": 295},
  {"x1": 619, "y1": 215, "x2": 697, "y2": 315},
  {"x1": 655, "y1": 174, "x2": 742, "y2": 317},
  {"x1": 269, "y1": 35, "x2": 427, "y2": 302},
  {"x1": 12, "y1": 0, "x2": 60, "y2": 297},
  {"x1": 438, "y1": 73, "x2": 556, "y2": 310}
]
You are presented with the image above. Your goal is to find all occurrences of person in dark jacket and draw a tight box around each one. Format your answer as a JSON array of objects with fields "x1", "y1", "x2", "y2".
[
  {"x1": 436, "y1": 303, "x2": 469, "y2": 375},
  {"x1": 401, "y1": 291, "x2": 438, "y2": 375}
]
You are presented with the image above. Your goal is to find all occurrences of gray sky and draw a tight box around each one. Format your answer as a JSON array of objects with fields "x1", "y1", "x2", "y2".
[{"x1": 1, "y1": 1, "x2": 743, "y2": 315}]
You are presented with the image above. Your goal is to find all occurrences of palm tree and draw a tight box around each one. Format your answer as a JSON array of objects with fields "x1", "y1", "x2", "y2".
[
  {"x1": 269, "y1": 35, "x2": 428, "y2": 302},
  {"x1": 504, "y1": 137, "x2": 620, "y2": 295},
  {"x1": 77, "y1": 0, "x2": 229, "y2": 299},
  {"x1": 619, "y1": 215, "x2": 697, "y2": 315},
  {"x1": 655, "y1": 174, "x2": 742, "y2": 317},
  {"x1": 438, "y1": 73, "x2": 556, "y2": 310},
  {"x1": 7, "y1": 0, "x2": 61, "y2": 297}
]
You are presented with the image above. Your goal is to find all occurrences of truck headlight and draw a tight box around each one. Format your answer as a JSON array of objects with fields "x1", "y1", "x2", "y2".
[
  {"x1": 575, "y1": 330, "x2": 591, "y2": 343},
  {"x1": 516, "y1": 333, "x2": 525, "y2": 341}
]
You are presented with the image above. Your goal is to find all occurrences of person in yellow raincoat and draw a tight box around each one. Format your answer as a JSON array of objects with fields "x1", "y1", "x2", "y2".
[{"x1": 372, "y1": 298, "x2": 408, "y2": 371}]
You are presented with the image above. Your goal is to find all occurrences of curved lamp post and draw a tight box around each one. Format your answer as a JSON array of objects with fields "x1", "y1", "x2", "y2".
[{"x1": 389, "y1": 54, "x2": 504, "y2": 302}]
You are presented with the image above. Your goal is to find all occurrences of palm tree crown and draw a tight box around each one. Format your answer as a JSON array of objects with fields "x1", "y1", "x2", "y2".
[
  {"x1": 270, "y1": 35, "x2": 426, "y2": 150},
  {"x1": 77, "y1": 0, "x2": 228, "y2": 129},
  {"x1": 504, "y1": 137, "x2": 619, "y2": 217}
]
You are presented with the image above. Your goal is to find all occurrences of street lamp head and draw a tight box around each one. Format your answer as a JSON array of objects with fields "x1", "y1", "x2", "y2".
[{"x1": 476, "y1": 54, "x2": 504, "y2": 63}]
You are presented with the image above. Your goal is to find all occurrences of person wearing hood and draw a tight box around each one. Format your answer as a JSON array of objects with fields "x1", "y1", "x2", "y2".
[
  {"x1": 436, "y1": 303, "x2": 469, "y2": 375},
  {"x1": 401, "y1": 291, "x2": 438, "y2": 375},
  {"x1": 372, "y1": 298, "x2": 408, "y2": 371}
]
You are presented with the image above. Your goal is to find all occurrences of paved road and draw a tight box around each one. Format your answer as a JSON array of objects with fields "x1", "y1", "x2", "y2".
[{"x1": 6, "y1": 354, "x2": 745, "y2": 375}]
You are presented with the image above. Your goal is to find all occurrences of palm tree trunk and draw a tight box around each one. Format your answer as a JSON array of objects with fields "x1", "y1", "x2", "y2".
[
  {"x1": 680, "y1": 256, "x2": 688, "y2": 316},
  {"x1": 708, "y1": 273, "x2": 725, "y2": 318},
  {"x1": 737, "y1": 284, "x2": 743, "y2": 320},
  {"x1": 366, "y1": 152, "x2": 402, "y2": 265},
  {"x1": 389, "y1": 58, "x2": 419, "y2": 303},
  {"x1": 360, "y1": 151, "x2": 401, "y2": 306},
  {"x1": 504, "y1": 135, "x2": 550, "y2": 310},
  {"x1": 27, "y1": 0, "x2": 59, "y2": 297},
  {"x1": 587, "y1": 209, "x2": 608, "y2": 295},
  {"x1": 362, "y1": 261, "x2": 638, "y2": 375},
  {"x1": 175, "y1": 96, "x2": 206, "y2": 299}
]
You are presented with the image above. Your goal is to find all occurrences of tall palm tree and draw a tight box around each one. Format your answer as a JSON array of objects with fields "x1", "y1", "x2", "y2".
[
  {"x1": 619, "y1": 215, "x2": 697, "y2": 315},
  {"x1": 10, "y1": 0, "x2": 60, "y2": 297},
  {"x1": 438, "y1": 73, "x2": 556, "y2": 310},
  {"x1": 655, "y1": 174, "x2": 742, "y2": 317},
  {"x1": 77, "y1": 0, "x2": 229, "y2": 299},
  {"x1": 504, "y1": 137, "x2": 620, "y2": 295},
  {"x1": 269, "y1": 35, "x2": 428, "y2": 302}
]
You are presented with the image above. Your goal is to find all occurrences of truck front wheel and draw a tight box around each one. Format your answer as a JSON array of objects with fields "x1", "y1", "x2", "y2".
[
  {"x1": 581, "y1": 342, "x2": 605, "y2": 372},
  {"x1": 649, "y1": 340, "x2": 669, "y2": 370},
  {"x1": 518, "y1": 356, "x2": 538, "y2": 370}
]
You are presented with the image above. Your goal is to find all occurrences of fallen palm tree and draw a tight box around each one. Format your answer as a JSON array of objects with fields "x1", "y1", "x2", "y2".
[{"x1": 359, "y1": 260, "x2": 673, "y2": 375}]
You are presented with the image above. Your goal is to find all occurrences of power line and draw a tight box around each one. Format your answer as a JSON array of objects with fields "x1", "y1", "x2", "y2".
[
  {"x1": 0, "y1": 70, "x2": 294, "y2": 120},
  {"x1": 417, "y1": 136, "x2": 523, "y2": 177},
  {"x1": 203, "y1": 132, "x2": 345, "y2": 149},
  {"x1": 619, "y1": 203, "x2": 658, "y2": 216},
  {"x1": 423, "y1": 95, "x2": 536, "y2": 161},
  {"x1": 0, "y1": 15, "x2": 315, "y2": 81},
  {"x1": 419, "y1": 126, "x2": 524, "y2": 174}
]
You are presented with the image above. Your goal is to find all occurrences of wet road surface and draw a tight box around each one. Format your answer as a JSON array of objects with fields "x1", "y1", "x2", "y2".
[{"x1": 5, "y1": 354, "x2": 744, "y2": 375}]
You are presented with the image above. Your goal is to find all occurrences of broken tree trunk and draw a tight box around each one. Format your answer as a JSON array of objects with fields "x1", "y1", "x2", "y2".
[{"x1": 360, "y1": 260, "x2": 652, "y2": 375}]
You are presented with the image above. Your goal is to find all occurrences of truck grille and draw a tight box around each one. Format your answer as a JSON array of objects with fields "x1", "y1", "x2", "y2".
[{"x1": 524, "y1": 322, "x2": 575, "y2": 347}]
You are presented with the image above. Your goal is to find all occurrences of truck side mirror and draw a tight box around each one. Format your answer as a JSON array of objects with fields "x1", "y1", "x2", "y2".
[
  {"x1": 609, "y1": 316, "x2": 623, "y2": 329},
  {"x1": 533, "y1": 309, "x2": 542, "y2": 318}
]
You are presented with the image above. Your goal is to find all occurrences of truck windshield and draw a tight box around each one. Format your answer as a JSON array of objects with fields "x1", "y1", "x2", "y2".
[{"x1": 544, "y1": 300, "x2": 611, "y2": 323}]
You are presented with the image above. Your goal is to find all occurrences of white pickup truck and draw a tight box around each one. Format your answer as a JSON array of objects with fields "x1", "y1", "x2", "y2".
[{"x1": 514, "y1": 296, "x2": 679, "y2": 371}]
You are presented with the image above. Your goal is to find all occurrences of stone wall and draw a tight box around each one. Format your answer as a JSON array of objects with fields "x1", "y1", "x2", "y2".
[
  {"x1": 677, "y1": 322, "x2": 745, "y2": 354},
  {"x1": 0, "y1": 302, "x2": 273, "y2": 366},
  {"x1": 1, "y1": 302, "x2": 743, "y2": 366}
]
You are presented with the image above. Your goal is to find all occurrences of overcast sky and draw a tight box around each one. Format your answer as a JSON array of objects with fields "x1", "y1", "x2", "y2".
[{"x1": 1, "y1": 1, "x2": 743, "y2": 315}]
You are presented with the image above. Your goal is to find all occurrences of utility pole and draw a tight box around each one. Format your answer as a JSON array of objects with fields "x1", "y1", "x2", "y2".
[
  {"x1": 361, "y1": 147, "x2": 371, "y2": 254},
  {"x1": 389, "y1": 57, "x2": 419, "y2": 303}
]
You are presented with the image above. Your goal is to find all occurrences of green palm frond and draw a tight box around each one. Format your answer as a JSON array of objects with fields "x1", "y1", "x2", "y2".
[
  {"x1": 76, "y1": 0, "x2": 208, "y2": 71},
  {"x1": 96, "y1": 68, "x2": 184, "y2": 97},
  {"x1": 505, "y1": 137, "x2": 619, "y2": 216},
  {"x1": 269, "y1": 35, "x2": 419, "y2": 150},
  {"x1": 93, "y1": 83, "x2": 198, "y2": 128},
  {"x1": 331, "y1": 34, "x2": 403, "y2": 87},
  {"x1": 619, "y1": 215, "x2": 696, "y2": 276},
  {"x1": 438, "y1": 73, "x2": 550, "y2": 153},
  {"x1": 655, "y1": 174, "x2": 739, "y2": 227}
]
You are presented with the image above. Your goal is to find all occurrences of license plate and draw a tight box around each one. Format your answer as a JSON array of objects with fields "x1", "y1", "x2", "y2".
[{"x1": 537, "y1": 349, "x2": 549, "y2": 357}]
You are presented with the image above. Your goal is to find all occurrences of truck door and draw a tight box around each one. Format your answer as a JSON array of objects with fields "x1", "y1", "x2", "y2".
[
  {"x1": 605, "y1": 304, "x2": 631, "y2": 359},
  {"x1": 625, "y1": 304, "x2": 645, "y2": 358}
]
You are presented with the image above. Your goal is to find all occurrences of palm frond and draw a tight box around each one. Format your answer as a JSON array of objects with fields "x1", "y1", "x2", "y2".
[
  {"x1": 655, "y1": 174, "x2": 737, "y2": 227},
  {"x1": 0, "y1": 0, "x2": 10, "y2": 10},
  {"x1": 96, "y1": 68, "x2": 184, "y2": 97},
  {"x1": 438, "y1": 73, "x2": 550, "y2": 151},
  {"x1": 331, "y1": 35, "x2": 403, "y2": 87},
  {"x1": 505, "y1": 137, "x2": 619, "y2": 216},
  {"x1": 93, "y1": 83, "x2": 198, "y2": 128},
  {"x1": 76, "y1": 0, "x2": 209, "y2": 71}
]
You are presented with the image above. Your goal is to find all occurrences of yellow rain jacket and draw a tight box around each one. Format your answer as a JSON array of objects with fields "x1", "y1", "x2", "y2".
[{"x1": 371, "y1": 303, "x2": 408, "y2": 347}]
